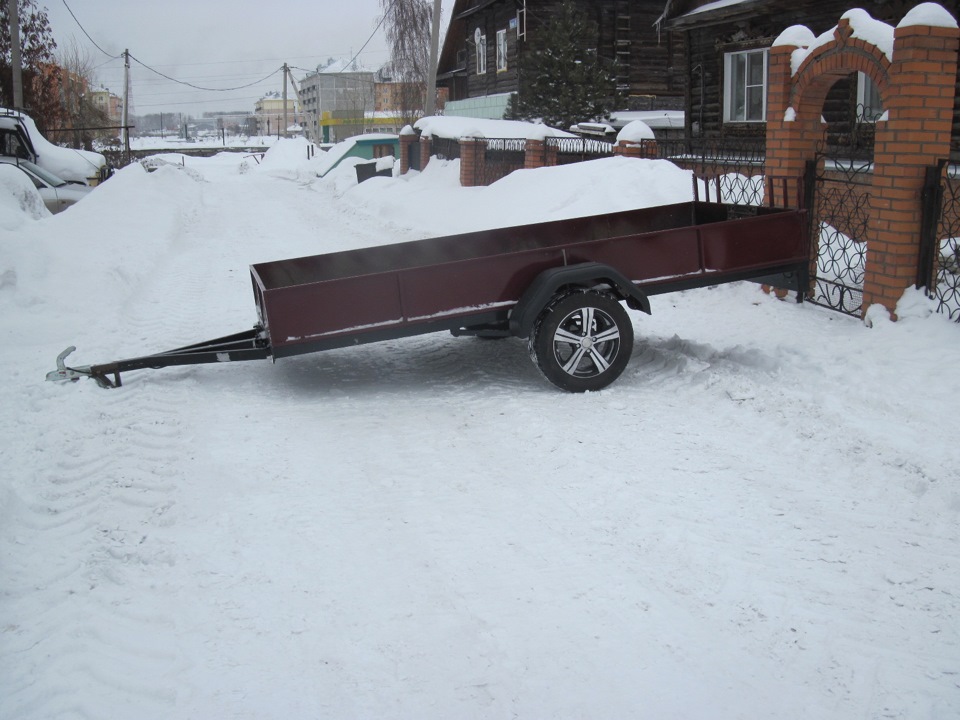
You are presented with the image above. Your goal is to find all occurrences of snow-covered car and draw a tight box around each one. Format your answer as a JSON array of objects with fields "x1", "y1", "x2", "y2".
[
  {"x1": 0, "y1": 157, "x2": 92, "y2": 214},
  {"x1": 0, "y1": 108, "x2": 109, "y2": 186}
]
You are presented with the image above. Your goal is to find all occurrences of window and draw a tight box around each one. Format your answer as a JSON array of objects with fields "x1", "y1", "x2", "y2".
[
  {"x1": 497, "y1": 29, "x2": 508, "y2": 72},
  {"x1": 476, "y1": 29, "x2": 487, "y2": 74},
  {"x1": 724, "y1": 49, "x2": 768, "y2": 122},
  {"x1": 857, "y1": 72, "x2": 884, "y2": 121}
]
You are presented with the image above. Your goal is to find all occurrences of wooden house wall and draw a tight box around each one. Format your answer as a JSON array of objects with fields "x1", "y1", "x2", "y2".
[
  {"x1": 671, "y1": 0, "x2": 960, "y2": 151},
  {"x1": 461, "y1": 2, "x2": 522, "y2": 99},
  {"x1": 441, "y1": 0, "x2": 685, "y2": 108}
]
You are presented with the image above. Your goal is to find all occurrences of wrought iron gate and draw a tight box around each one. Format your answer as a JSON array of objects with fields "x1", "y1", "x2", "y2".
[
  {"x1": 919, "y1": 162, "x2": 960, "y2": 321},
  {"x1": 805, "y1": 150, "x2": 873, "y2": 316}
]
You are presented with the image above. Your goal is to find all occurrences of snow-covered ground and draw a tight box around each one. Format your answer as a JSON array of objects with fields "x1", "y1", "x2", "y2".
[
  {"x1": 126, "y1": 134, "x2": 283, "y2": 153},
  {"x1": 1, "y1": 143, "x2": 958, "y2": 719}
]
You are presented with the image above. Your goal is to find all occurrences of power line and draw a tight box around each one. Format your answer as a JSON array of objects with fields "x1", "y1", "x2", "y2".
[
  {"x1": 126, "y1": 55, "x2": 285, "y2": 92},
  {"x1": 60, "y1": 0, "x2": 122, "y2": 59},
  {"x1": 60, "y1": 0, "x2": 282, "y2": 92}
]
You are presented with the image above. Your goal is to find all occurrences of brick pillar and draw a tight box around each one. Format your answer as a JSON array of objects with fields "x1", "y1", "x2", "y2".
[
  {"x1": 419, "y1": 135, "x2": 431, "y2": 172},
  {"x1": 765, "y1": 42, "x2": 816, "y2": 204},
  {"x1": 866, "y1": 20, "x2": 960, "y2": 318},
  {"x1": 399, "y1": 133, "x2": 416, "y2": 175},
  {"x1": 525, "y1": 139, "x2": 545, "y2": 169},
  {"x1": 459, "y1": 138, "x2": 484, "y2": 187},
  {"x1": 614, "y1": 140, "x2": 658, "y2": 159}
]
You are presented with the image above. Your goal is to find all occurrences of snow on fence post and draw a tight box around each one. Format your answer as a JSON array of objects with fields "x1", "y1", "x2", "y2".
[{"x1": 614, "y1": 121, "x2": 658, "y2": 160}]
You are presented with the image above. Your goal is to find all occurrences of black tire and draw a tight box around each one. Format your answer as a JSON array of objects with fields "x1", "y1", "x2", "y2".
[{"x1": 528, "y1": 290, "x2": 633, "y2": 392}]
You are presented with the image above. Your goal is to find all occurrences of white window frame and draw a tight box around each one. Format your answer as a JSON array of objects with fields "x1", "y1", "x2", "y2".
[
  {"x1": 856, "y1": 71, "x2": 884, "y2": 122},
  {"x1": 476, "y1": 31, "x2": 487, "y2": 75},
  {"x1": 496, "y1": 29, "x2": 508, "y2": 72},
  {"x1": 723, "y1": 49, "x2": 768, "y2": 123}
]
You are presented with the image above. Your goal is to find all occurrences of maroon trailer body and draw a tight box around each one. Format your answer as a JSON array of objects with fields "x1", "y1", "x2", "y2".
[{"x1": 49, "y1": 200, "x2": 808, "y2": 392}]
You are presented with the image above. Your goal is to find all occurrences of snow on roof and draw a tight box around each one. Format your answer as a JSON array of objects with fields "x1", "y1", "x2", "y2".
[
  {"x1": 609, "y1": 110, "x2": 685, "y2": 130},
  {"x1": 315, "y1": 134, "x2": 399, "y2": 177},
  {"x1": 682, "y1": 0, "x2": 755, "y2": 16},
  {"x1": 317, "y1": 58, "x2": 369, "y2": 74},
  {"x1": 414, "y1": 116, "x2": 575, "y2": 140}
]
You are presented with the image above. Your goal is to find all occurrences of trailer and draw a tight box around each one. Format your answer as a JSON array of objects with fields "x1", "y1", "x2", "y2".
[{"x1": 47, "y1": 199, "x2": 809, "y2": 392}]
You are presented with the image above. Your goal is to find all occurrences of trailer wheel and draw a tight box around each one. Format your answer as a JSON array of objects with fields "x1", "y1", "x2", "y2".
[{"x1": 529, "y1": 290, "x2": 633, "y2": 392}]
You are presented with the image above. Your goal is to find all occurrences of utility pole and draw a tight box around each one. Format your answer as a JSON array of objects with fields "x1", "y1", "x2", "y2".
[
  {"x1": 8, "y1": 0, "x2": 23, "y2": 109},
  {"x1": 424, "y1": 0, "x2": 442, "y2": 117},
  {"x1": 122, "y1": 49, "x2": 131, "y2": 159},
  {"x1": 287, "y1": 71, "x2": 317, "y2": 143},
  {"x1": 283, "y1": 63, "x2": 289, "y2": 139}
]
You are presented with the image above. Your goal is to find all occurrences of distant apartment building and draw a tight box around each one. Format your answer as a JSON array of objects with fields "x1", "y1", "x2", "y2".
[
  {"x1": 254, "y1": 92, "x2": 303, "y2": 137},
  {"x1": 298, "y1": 60, "x2": 376, "y2": 143},
  {"x1": 88, "y1": 89, "x2": 123, "y2": 125}
]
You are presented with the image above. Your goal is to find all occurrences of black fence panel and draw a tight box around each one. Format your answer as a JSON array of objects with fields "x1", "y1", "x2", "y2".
[
  {"x1": 546, "y1": 137, "x2": 615, "y2": 165},
  {"x1": 406, "y1": 139, "x2": 421, "y2": 171},
  {"x1": 475, "y1": 138, "x2": 526, "y2": 185},
  {"x1": 921, "y1": 162, "x2": 960, "y2": 321},
  {"x1": 431, "y1": 136, "x2": 460, "y2": 161},
  {"x1": 804, "y1": 155, "x2": 871, "y2": 317},
  {"x1": 656, "y1": 137, "x2": 767, "y2": 206}
]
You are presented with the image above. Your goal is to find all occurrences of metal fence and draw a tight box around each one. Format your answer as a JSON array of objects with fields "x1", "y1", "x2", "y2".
[
  {"x1": 920, "y1": 162, "x2": 960, "y2": 321},
  {"x1": 431, "y1": 136, "x2": 460, "y2": 161},
  {"x1": 545, "y1": 137, "x2": 616, "y2": 165},
  {"x1": 462, "y1": 137, "x2": 527, "y2": 186},
  {"x1": 657, "y1": 137, "x2": 767, "y2": 206}
]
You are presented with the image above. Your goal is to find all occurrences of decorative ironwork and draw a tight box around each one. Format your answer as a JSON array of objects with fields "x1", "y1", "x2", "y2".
[
  {"x1": 805, "y1": 144, "x2": 872, "y2": 317},
  {"x1": 474, "y1": 137, "x2": 526, "y2": 186},
  {"x1": 657, "y1": 137, "x2": 767, "y2": 206},
  {"x1": 546, "y1": 137, "x2": 615, "y2": 165},
  {"x1": 922, "y1": 163, "x2": 960, "y2": 321}
]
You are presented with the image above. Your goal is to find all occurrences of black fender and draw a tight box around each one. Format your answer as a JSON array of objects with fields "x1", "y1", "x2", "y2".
[{"x1": 509, "y1": 262, "x2": 651, "y2": 338}]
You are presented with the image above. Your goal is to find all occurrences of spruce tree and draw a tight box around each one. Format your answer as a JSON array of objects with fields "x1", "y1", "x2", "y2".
[{"x1": 507, "y1": 1, "x2": 619, "y2": 130}]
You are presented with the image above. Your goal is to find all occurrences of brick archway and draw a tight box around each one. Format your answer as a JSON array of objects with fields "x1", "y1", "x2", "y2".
[{"x1": 766, "y1": 7, "x2": 960, "y2": 318}]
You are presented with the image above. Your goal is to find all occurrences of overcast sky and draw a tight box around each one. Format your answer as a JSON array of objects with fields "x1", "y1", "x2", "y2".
[{"x1": 41, "y1": 0, "x2": 451, "y2": 119}]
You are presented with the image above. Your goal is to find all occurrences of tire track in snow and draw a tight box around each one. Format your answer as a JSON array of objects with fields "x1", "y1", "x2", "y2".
[
  {"x1": 0, "y1": 180, "x2": 229, "y2": 718},
  {"x1": 1, "y1": 387, "x2": 189, "y2": 719}
]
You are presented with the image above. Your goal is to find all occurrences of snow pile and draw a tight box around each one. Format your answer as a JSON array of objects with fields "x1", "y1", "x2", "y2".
[
  {"x1": 1, "y1": 139, "x2": 958, "y2": 720},
  {"x1": 0, "y1": 163, "x2": 49, "y2": 226},
  {"x1": 339, "y1": 156, "x2": 694, "y2": 240}
]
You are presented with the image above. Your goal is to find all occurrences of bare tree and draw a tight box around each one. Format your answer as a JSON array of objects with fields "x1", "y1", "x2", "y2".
[
  {"x1": 380, "y1": 0, "x2": 430, "y2": 125},
  {"x1": 56, "y1": 40, "x2": 110, "y2": 149}
]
